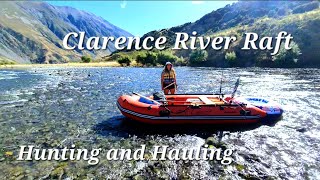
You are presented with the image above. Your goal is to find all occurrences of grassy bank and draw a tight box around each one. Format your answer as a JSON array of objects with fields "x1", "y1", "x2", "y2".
[{"x1": 0, "y1": 61, "x2": 122, "y2": 69}]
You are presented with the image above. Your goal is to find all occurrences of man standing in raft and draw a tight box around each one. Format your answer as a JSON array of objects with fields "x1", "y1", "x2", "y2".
[{"x1": 161, "y1": 62, "x2": 177, "y2": 94}]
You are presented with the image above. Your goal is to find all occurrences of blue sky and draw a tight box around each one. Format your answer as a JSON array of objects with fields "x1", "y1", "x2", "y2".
[{"x1": 48, "y1": 1, "x2": 235, "y2": 36}]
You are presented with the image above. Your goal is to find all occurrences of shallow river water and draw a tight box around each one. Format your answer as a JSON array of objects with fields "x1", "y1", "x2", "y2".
[{"x1": 0, "y1": 67, "x2": 319, "y2": 179}]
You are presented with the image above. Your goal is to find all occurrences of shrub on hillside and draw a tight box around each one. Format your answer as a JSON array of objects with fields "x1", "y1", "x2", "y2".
[
  {"x1": 225, "y1": 51, "x2": 237, "y2": 66},
  {"x1": 272, "y1": 41, "x2": 301, "y2": 67},
  {"x1": 136, "y1": 52, "x2": 157, "y2": 66},
  {"x1": 81, "y1": 56, "x2": 92, "y2": 63},
  {"x1": 175, "y1": 57, "x2": 187, "y2": 66},
  {"x1": 144, "y1": 52, "x2": 157, "y2": 66},
  {"x1": 117, "y1": 56, "x2": 131, "y2": 66},
  {"x1": 157, "y1": 52, "x2": 179, "y2": 65},
  {"x1": 189, "y1": 49, "x2": 208, "y2": 66},
  {"x1": 136, "y1": 53, "x2": 147, "y2": 65},
  {"x1": 135, "y1": 50, "x2": 184, "y2": 66}
]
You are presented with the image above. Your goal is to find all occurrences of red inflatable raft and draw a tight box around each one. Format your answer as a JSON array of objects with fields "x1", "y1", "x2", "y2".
[{"x1": 117, "y1": 93, "x2": 268, "y2": 124}]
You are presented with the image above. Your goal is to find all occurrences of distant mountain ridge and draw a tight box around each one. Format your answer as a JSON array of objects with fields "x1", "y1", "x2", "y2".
[{"x1": 0, "y1": 1, "x2": 132, "y2": 63}]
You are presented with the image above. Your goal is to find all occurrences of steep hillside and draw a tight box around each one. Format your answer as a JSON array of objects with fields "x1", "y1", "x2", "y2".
[
  {"x1": 0, "y1": 1, "x2": 132, "y2": 64},
  {"x1": 110, "y1": 1, "x2": 319, "y2": 68},
  {"x1": 175, "y1": 9, "x2": 320, "y2": 67},
  {"x1": 135, "y1": 1, "x2": 319, "y2": 49},
  {"x1": 170, "y1": 1, "x2": 319, "y2": 34}
]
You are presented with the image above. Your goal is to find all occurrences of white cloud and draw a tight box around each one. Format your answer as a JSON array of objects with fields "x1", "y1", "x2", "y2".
[
  {"x1": 191, "y1": 1, "x2": 204, "y2": 5},
  {"x1": 120, "y1": 1, "x2": 127, "y2": 9}
]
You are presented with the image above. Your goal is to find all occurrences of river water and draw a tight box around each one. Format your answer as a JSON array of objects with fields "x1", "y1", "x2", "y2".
[{"x1": 0, "y1": 67, "x2": 319, "y2": 179}]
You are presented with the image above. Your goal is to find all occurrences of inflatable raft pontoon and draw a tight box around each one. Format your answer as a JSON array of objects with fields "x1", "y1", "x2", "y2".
[{"x1": 116, "y1": 93, "x2": 283, "y2": 125}]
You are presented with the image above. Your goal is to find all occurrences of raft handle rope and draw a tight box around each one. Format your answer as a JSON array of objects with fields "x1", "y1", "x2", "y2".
[{"x1": 162, "y1": 105, "x2": 190, "y2": 115}]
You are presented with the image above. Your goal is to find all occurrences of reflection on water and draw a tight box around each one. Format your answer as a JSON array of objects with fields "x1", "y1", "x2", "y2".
[{"x1": 0, "y1": 67, "x2": 319, "y2": 179}]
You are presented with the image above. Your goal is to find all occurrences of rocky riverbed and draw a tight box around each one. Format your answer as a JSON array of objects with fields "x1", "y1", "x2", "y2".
[{"x1": 0, "y1": 67, "x2": 319, "y2": 179}]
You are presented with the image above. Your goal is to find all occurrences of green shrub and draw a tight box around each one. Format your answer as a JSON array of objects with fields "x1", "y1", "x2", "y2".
[
  {"x1": 157, "y1": 52, "x2": 178, "y2": 65},
  {"x1": 225, "y1": 51, "x2": 237, "y2": 66},
  {"x1": 81, "y1": 56, "x2": 92, "y2": 63},
  {"x1": 134, "y1": 50, "x2": 183, "y2": 66},
  {"x1": 175, "y1": 57, "x2": 187, "y2": 66},
  {"x1": 144, "y1": 52, "x2": 157, "y2": 66},
  {"x1": 189, "y1": 49, "x2": 208, "y2": 66},
  {"x1": 117, "y1": 56, "x2": 131, "y2": 66},
  {"x1": 136, "y1": 52, "x2": 157, "y2": 66},
  {"x1": 136, "y1": 53, "x2": 147, "y2": 65},
  {"x1": 272, "y1": 41, "x2": 301, "y2": 67}
]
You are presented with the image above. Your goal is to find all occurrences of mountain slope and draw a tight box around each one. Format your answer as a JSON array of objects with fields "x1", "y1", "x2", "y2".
[
  {"x1": 0, "y1": 1, "x2": 132, "y2": 64},
  {"x1": 170, "y1": 1, "x2": 319, "y2": 34},
  {"x1": 111, "y1": 1, "x2": 320, "y2": 67},
  {"x1": 174, "y1": 9, "x2": 320, "y2": 67},
  {"x1": 137, "y1": 1, "x2": 319, "y2": 49}
]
